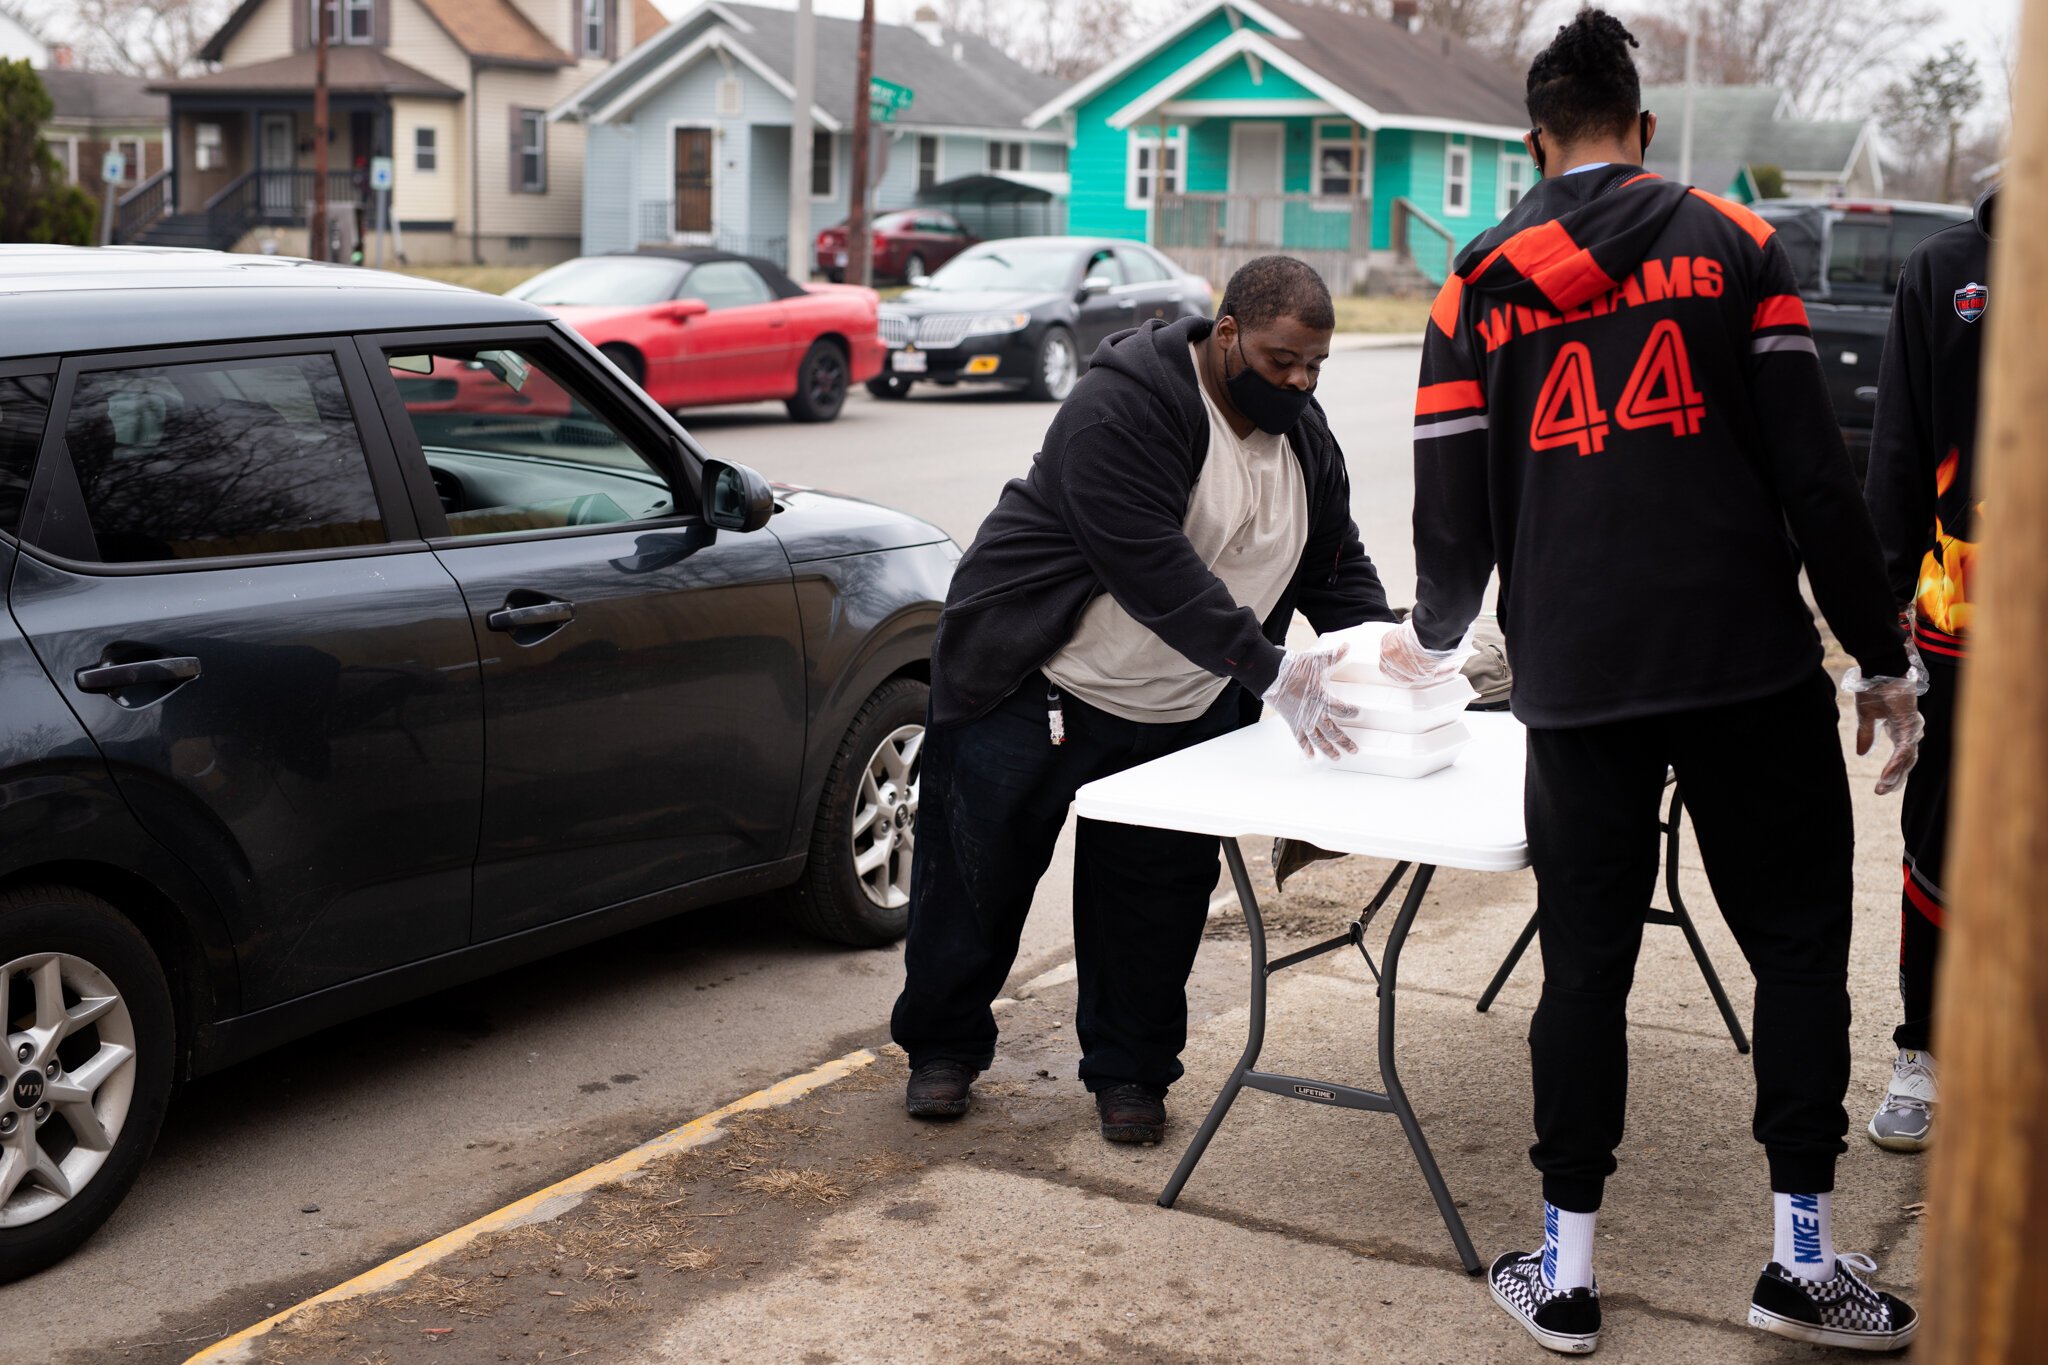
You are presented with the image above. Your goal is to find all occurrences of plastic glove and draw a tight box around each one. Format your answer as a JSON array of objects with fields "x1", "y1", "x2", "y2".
[
  {"x1": 1842, "y1": 657, "x2": 1929, "y2": 796},
  {"x1": 1377, "y1": 617, "x2": 1465, "y2": 685},
  {"x1": 1263, "y1": 643, "x2": 1361, "y2": 760}
]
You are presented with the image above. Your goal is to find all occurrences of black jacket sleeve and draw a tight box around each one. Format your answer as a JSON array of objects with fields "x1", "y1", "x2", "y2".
[
  {"x1": 1409, "y1": 277, "x2": 1494, "y2": 652},
  {"x1": 1290, "y1": 424, "x2": 1395, "y2": 634},
  {"x1": 1746, "y1": 238, "x2": 1912, "y2": 679},
  {"x1": 1863, "y1": 258, "x2": 1938, "y2": 609}
]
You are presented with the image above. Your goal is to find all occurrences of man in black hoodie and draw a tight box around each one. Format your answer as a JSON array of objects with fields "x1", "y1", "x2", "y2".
[
  {"x1": 1380, "y1": 12, "x2": 1924, "y2": 1355},
  {"x1": 889, "y1": 256, "x2": 1394, "y2": 1145}
]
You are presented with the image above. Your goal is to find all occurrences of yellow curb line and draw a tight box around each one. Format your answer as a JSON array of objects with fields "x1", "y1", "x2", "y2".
[{"x1": 184, "y1": 1047, "x2": 880, "y2": 1365}]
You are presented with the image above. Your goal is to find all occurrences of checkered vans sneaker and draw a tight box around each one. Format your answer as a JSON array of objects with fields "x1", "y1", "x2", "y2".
[
  {"x1": 1868, "y1": 1049, "x2": 1936, "y2": 1152},
  {"x1": 1488, "y1": 1250, "x2": 1601, "y2": 1354},
  {"x1": 1748, "y1": 1253, "x2": 1917, "y2": 1351}
]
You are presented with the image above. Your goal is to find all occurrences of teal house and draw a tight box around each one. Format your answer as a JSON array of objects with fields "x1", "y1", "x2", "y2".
[{"x1": 1027, "y1": 0, "x2": 1535, "y2": 290}]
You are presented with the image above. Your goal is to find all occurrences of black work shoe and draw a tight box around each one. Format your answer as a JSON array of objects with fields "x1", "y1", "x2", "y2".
[
  {"x1": 1095, "y1": 1083, "x2": 1166, "y2": 1144},
  {"x1": 1748, "y1": 1255, "x2": 1917, "y2": 1352},
  {"x1": 1489, "y1": 1250, "x2": 1601, "y2": 1354},
  {"x1": 904, "y1": 1060, "x2": 977, "y2": 1118}
]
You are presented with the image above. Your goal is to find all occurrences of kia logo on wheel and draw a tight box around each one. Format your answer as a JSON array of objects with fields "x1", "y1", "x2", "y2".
[{"x1": 12, "y1": 1072, "x2": 44, "y2": 1109}]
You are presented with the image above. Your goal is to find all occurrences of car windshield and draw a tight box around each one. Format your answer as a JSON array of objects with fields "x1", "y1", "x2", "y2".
[
  {"x1": 509, "y1": 256, "x2": 689, "y2": 307},
  {"x1": 922, "y1": 247, "x2": 1075, "y2": 293}
]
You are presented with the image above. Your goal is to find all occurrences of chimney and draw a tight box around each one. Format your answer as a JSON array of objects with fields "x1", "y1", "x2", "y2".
[
  {"x1": 912, "y1": 5, "x2": 944, "y2": 47},
  {"x1": 49, "y1": 43, "x2": 74, "y2": 69},
  {"x1": 1390, "y1": 0, "x2": 1419, "y2": 31}
]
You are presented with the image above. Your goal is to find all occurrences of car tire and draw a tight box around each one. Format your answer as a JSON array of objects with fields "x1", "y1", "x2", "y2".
[
  {"x1": 903, "y1": 253, "x2": 928, "y2": 283},
  {"x1": 1025, "y1": 325, "x2": 1079, "y2": 402},
  {"x1": 786, "y1": 340, "x2": 850, "y2": 423},
  {"x1": 0, "y1": 887, "x2": 175, "y2": 1283},
  {"x1": 865, "y1": 375, "x2": 912, "y2": 401},
  {"x1": 598, "y1": 343, "x2": 645, "y2": 390},
  {"x1": 826, "y1": 268, "x2": 845, "y2": 284},
  {"x1": 787, "y1": 677, "x2": 928, "y2": 947}
]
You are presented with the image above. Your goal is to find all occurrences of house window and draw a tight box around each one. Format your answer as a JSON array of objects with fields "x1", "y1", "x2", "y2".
[
  {"x1": 809, "y1": 131, "x2": 835, "y2": 199},
  {"x1": 1498, "y1": 148, "x2": 1532, "y2": 215},
  {"x1": 196, "y1": 122, "x2": 224, "y2": 170},
  {"x1": 517, "y1": 110, "x2": 545, "y2": 192},
  {"x1": 917, "y1": 134, "x2": 939, "y2": 191},
  {"x1": 309, "y1": 0, "x2": 373, "y2": 43},
  {"x1": 115, "y1": 139, "x2": 144, "y2": 180},
  {"x1": 1444, "y1": 137, "x2": 1471, "y2": 216},
  {"x1": 1125, "y1": 128, "x2": 1185, "y2": 211},
  {"x1": 57, "y1": 136, "x2": 77, "y2": 182},
  {"x1": 415, "y1": 126, "x2": 437, "y2": 172},
  {"x1": 1313, "y1": 120, "x2": 1370, "y2": 207},
  {"x1": 582, "y1": 0, "x2": 605, "y2": 55},
  {"x1": 985, "y1": 140, "x2": 1023, "y2": 173}
]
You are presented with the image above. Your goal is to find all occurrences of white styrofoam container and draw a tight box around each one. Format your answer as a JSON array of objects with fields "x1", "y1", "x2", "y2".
[
  {"x1": 1321, "y1": 620, "x2": 1402, "y2": 682},
  {"x1": 1325, "y1": 718, "x2": 1473, "y2": 778},
  {"x1": 1327, "y1": 673, "x2": 1478, "y2": 734}
]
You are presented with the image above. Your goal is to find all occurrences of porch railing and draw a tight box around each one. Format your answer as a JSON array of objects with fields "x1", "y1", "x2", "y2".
[
  {"x1": 204, "y1": 169, "x2": 360, "y2": 251},
  {"x1": 1390, "y1": 196, "x2": 1458, "y2": 286},
  {"x1": 1153, "y1": 191, "x2": 1372, "y2": 295},
  {"x1": 635, "y1": 202, "x2": 786, "y2": 260},
  {"x1": 114, "y1": 168, "x2": 174, "y2": 243}
]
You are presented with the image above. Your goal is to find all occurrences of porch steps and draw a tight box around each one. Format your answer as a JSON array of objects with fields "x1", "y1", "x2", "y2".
[
  {"x1": 135, "y1": 213, "x2": 225, "y2": 251},
  {"x1": 1363, "y1": 251, "x2": 1435, "y2": 298}
]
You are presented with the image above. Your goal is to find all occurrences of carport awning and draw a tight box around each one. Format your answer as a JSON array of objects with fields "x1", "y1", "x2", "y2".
[{"x1": 913, "y1": 173, "x2": 1068, "y2": 206}]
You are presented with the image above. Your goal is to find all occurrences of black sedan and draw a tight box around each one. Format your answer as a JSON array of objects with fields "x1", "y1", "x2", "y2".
[
  {"x1": 869, "y1": 236, "x2": 1213, "y2": 402},
  {"x1": 0, "y1": 245, "x2": 954, "y2": 1279}
]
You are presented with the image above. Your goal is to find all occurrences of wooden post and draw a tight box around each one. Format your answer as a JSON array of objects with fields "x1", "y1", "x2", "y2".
[
  {"x1": 1923, "y1": 0, "x2": 2048, "y2": 1358},
  {"x1": 311, "y1": 0, "x2": 329, "y2": 261},
  {"x1": 846, "y1": 0, "x2": 875, "y2": 288},
  {"x1": 1154, "y1": 120, "x2": 1166, "y2": 247}
]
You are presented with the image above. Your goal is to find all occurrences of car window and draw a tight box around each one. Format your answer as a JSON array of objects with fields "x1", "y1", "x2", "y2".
[
  {"x1": 1764, "y1": 211, "x2": 1823, "y2": 292},
  {"x1": 915, "y1": 215, "x2": 957, "y2": 234},
  {"x1": 1083, "y1": 249, "x2": 1124, "y2": 286},
  {"x1": 1118, "y1": 247, "x2": 1171, "y2": 284},
  {"x1": 0, "y1": 373, "x2": 54, "y2": 537},
  {"x1": 63, "y1": 353, "x2": 385, "y2": 563},
  {"x1": 681, "y1": 260, "x2": 774, "y2": 311},
  {"x1": 381, "y1": 343, "x2": 677, "y2": 539},
  {"x1": 510, "y1": 256, "x2": 690, "y2": 307},
  {"x1": 1825, "y1": 218, "x2": 1893, "y2": 292},
  {"x1": 924, "y1": 245, "x2": 1079, "y2": 292},
  {"x1": 875, "y1": 212, "x2": 917, "y2": 233}
]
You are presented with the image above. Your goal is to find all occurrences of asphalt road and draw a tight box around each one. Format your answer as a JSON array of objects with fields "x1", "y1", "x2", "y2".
[{"x1": 16, "y1": 345, "x2": 1428, "y2": 1364}]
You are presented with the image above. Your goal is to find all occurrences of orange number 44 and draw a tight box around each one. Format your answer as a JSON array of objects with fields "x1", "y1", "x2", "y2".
[
  {"x1": 1529, "y1": 342, "x2": 1609, "y2": 456},
  {"x1": 1528, "y1": 321, "x2": 1706, "y2": 455}
]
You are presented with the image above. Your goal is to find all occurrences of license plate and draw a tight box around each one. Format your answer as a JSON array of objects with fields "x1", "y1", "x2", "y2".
[
  {"x1": 891, "y1": 349, "x2": 927, "y2": 373},
  {"x1": 834, "y1": 250, "x2": 848, "y2": 267}
]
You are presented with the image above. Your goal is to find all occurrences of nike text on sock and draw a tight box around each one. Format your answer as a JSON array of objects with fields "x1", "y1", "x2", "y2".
[
  {"x1": 1542, "y1": 1202, "x2": 1596, "y2": 1292},
  {"x1": 1773, "y1": 1191, "x2": 1835, "y2": 1281}
]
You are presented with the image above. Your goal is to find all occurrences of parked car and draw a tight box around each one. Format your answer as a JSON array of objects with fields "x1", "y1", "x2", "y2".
[
  {"x1": 815, "y1": 210, "x2": 979, "y2": 285},
  {"x1": 507, "y1": 248, "x2": 886, "y2": 423},
  {"x1": 870, "y1": 237, "x2": 1213, "y2": 402},
  {"x1": 1748, "y1": 198, "x2": 1971, "y2": 479},
  {"x1": 0, "y1": 245, "x2": 954, "y2": 1280}
]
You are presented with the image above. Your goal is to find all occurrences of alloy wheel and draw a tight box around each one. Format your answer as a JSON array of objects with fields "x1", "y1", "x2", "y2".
[
  {"x1": 850, "y1": 723, "x2": 923, "y2": 910},
  {"x1": 1043, "y1": 333, "x2": 1077, "y2": 400},
  {"x1": 810, "y1": 349, "x2": 847, "y2": 409},
  {"x1": 0, "y1": 952, "x2": 137, "y2": 1229}
]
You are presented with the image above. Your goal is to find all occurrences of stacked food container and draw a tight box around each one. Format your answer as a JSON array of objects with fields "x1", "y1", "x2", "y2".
[{"x1": 1315, "y1": 621, "x2": 1476, "y2": 778}]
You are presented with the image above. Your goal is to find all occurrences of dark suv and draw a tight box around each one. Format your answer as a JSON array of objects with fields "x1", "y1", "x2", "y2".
[
  {"x1": 0, "y1": 247, "x2": 953, "y2": 1278},
  {"x1": 1748, "y1": 198, "x2": 1970, "y2": 477}
]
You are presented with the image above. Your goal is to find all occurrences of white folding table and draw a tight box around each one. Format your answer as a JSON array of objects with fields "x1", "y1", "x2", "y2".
[{"x1": 1073, "y1": 711, "x2": 1530, "y2": 1275}]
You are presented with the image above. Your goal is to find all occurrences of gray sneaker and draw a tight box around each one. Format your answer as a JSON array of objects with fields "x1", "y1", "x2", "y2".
[{"x1": 1867, "y1": 1049, "x2": 1935, "y2": 1152}]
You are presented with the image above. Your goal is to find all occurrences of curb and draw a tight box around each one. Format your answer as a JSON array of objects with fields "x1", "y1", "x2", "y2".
[{"x1": 183, "y1": 1047, "x2": 880, "y2": 1364}]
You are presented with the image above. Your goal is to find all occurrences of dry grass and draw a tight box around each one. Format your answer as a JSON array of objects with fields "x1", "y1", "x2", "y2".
[
  {"x1": 662, "y1": 1246, "x2": 720, "y2": 1273},
  {"x1": 734, "y1": 1167, "x2": 849, "y2": 1204},
  {"x1": 1331, "y1": 294, "x2": 1433, "y2": 334},
  {"x1": 393, "y1": 263, "x2": 547, "y2": 295}
]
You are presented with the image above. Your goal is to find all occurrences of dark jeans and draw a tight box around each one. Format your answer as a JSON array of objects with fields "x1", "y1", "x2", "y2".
[
  {"x1": 1896, "y1": 649, "x2": 1956, "y2": 1053},
  {"x1": 889, "y1": 677, "x2": 1243, "y2": 1093},
  {"x1": 1524, "y1": 671, "x2": 1853, "y2": 1212}
]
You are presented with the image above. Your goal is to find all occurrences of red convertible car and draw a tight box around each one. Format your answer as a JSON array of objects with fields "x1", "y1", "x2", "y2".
[{"x1": 508, "y1": 249, "x2": 886, "y2": 423}]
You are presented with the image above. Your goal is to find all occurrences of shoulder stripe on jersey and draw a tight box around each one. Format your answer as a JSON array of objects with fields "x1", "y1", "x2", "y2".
[
  {"x1": 1415, "y1": 380, "x2": 1485, "y2": 416},
  {"x1": 1621, "y1": 171, "x2": 1660, "y2": 187},
  {"x1": 1414, "y1": 413, "x2": 1490, "y2": 440},
  {"x1": 1689, "y1": 187, "x2": 1774, "y2": 248},
  {"x1": 1430, "y1": 273, "x2": 1463, "y2": 338},
  {"x1": 1753, "y1": 294, "x2": 1810, "y2": 331},
  {"x1": 1752, "y1": 335, "x2": 1817, "y2": 356}
]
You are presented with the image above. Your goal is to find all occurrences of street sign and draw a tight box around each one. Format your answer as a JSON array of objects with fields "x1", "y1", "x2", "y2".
[
  {"x1": 101, "y1": 150, "x2": 126, "y2": 185},
  {"x1": 370, "y1": 155, "x2": 394, "y2": 191},
  {"x1": 868, "y1": 76, "x2": 914, "y2": 123}
]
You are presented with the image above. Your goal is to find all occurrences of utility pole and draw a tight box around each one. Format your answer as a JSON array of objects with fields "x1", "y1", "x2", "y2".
[
  {"x1": 787, "y1": 0, "x2": 815, "y2": 281},
  {"x1": 847, "y1": 0, "x2": 875, "y2": 287},
  {"x1": 1923, "y1": 0, "x2": 2048, "y2": 1358},
  {"x1": 1678, "y1": 6, "x2": 1696, "y2": 185},
  {"x1": 311, "y1": 0, "x2": 330, "y2": 262}
]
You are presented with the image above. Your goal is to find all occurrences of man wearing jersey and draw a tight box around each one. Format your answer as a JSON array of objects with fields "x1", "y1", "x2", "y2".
[
  {"x1": 1379, "y1": 11, "x2": 1925, "y2": 1355},
  {"x1": 1861, "y1": 185, "x2": 1997, "y2": 1154}
]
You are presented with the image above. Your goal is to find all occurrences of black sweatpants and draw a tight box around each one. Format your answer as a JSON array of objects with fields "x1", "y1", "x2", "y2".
[
  {"x1": 1525, "y1": 670, "x2": 1853, "y2": 1213},
  {"x1": 889, "y1": 678, "x2": 1243, "y2": 1092},
  {"x1": 1896, "y1": 647, "x2": 1956, "y2": 1053}
]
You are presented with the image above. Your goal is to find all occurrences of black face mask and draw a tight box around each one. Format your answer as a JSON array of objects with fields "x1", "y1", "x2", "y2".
[{"x1": 1224, "y1": 338, "x2": 1313, "y2": 435}]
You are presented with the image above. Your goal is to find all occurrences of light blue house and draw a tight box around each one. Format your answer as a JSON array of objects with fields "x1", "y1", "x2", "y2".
[
  {"x1": 1026, "y1": 0, "x2": 1536, "y2": 289},
  {"x1": 552, "y1": 2, "x2": 1068, "y2": 260}
]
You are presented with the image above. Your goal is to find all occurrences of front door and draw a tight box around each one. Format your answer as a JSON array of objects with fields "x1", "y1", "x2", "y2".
[
  {"x1": 674, "y1": 128, "x2": 713, "y2": 236},
  {"x1": 1229, "y1": 123, "x2": 1286, "y2": 246},
  {"x1": 368, "y1": 330, "x2": 805, "y2": 940},
  {"x1": 260, "y1": 113, "x2": 295, "y2": 214}
]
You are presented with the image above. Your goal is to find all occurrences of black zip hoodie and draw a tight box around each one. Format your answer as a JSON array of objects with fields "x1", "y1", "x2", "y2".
[
  {"x1": 1864, "y1": 187, "x2": 1995, "y2": 662},
  {"x1": 928, "y1": 314, "x2": 1393, "y2": 728},
  {"x1": 1410, "y1": 164, "x2": 1910, "y2": 727}
]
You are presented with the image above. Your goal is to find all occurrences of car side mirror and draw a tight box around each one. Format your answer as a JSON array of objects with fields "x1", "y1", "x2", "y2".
[
  {"x1": 1080, "y1": 274, "x2": 1113, "y2": 298},
  {"x1": 701, "y1": 458, "x2": 774, "y2": 533},
  {"x1": 663, "y1": 298, "x2": 710, "y2": 324}
]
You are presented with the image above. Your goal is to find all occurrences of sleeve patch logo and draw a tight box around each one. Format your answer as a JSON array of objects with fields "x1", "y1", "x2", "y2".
[{"x1": 1955, "y1": 283, "x2": 1987, "y2": 323}]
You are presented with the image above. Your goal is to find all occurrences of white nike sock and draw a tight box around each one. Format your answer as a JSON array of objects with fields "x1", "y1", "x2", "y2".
[
  {"x1": 1774, "y1": 1191, "x2": 1836, "y2": 1281},
  {"x1": 1541, "y1": 1202, "x2": 1596, "y2": 1292}
]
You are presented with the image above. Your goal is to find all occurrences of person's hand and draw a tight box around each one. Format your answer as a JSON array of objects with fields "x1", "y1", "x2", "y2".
[
  {"x1": 1378, "y1": 617, "x2": 1463, "y2": 685},
  {"x1": 1843, "y1": 665, "x2": 1928, "y2": 796},
  {"x1": 1263, "y1": 643, "x2": 1360, "y2": 760}
]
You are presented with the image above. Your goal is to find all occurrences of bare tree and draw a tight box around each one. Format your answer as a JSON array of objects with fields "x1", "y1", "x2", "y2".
[
  {"x1": 940, "y1": 0, "x2": 1194, "y2": 79},
  {"x1": 18, "y1": 0, "x2": 229, "y2": 78},
  {"x1": 1626, "y1": 0, "x2": 1938, "y2": 117},
  {"x1": 1880, "y1": 41, "x2": 1985, "y2": 203}
]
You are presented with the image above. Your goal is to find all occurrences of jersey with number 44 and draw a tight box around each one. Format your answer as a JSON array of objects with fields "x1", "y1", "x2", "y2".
[{"x1": 1407, "y1": 164, "x2": 1909, "y2": 728}]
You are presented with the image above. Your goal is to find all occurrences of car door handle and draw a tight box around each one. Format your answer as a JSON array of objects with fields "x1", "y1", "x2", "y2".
[
  {"x1": 1854, "y1": 386, "x2": 1879, "y2": 403},
  {"x1": 487, "y1": 601, "x2": 575, "y2": 631},
  {"x1": 76, "y1": 656, "x2": 202, "y2": 693}
]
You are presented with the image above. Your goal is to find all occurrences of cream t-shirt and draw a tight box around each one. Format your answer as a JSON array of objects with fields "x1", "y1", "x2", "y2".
[{"x1": 1041, "y1": 343, "x2": 1309, "y2": 723}]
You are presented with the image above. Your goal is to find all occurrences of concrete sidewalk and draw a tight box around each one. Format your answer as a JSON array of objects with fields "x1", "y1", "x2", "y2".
[{"x1": 212, "y1": 711, "x2": 1924, "y2": 1365}]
